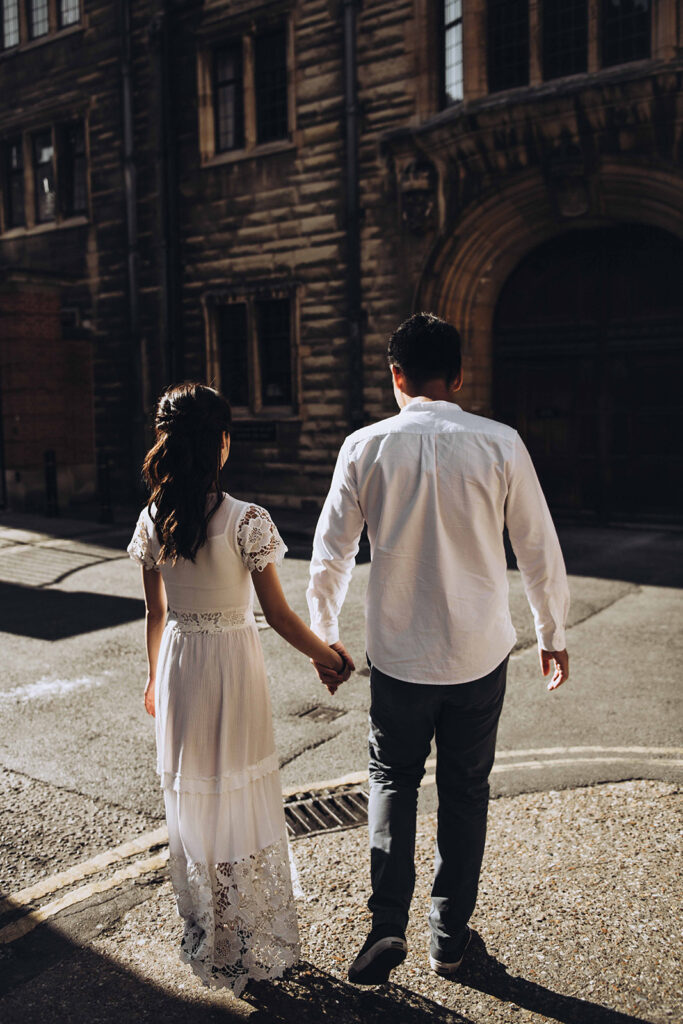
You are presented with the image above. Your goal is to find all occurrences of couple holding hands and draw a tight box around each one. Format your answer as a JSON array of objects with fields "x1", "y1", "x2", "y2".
[{"x1": 128, "y1": 313, "x2": 569, "y2": 996}]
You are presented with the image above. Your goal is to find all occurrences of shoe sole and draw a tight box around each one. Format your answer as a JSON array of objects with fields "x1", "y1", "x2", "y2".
[
  {"x1": 429, "y1": 929, "x2": 471, "y2": 976},
  {"x1": 348, "y1": 937, "x2": 408, "y2": 985}
]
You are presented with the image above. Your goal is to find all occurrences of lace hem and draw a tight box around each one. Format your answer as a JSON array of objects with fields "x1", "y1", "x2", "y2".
[
  {"x1": 127, "y1": 512, "x2": 159, "y2": 571},
  {"x1": 236, "y1": 504, "x2": 287, "y2": 573},
  {"x1": 169, "y1": 835, "x2": 300, "y2": 996},
  {"x1": 158, "y1": 751, "x2": 280, "y2": 795},
  {"x1": 167, "y1": 607, "x2": 255, "y2": 635}
]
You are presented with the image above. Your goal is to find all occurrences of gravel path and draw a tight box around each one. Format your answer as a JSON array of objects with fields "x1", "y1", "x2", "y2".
[{"x1": 2, "y1": 780, "x2": 679, "y2": 1023}]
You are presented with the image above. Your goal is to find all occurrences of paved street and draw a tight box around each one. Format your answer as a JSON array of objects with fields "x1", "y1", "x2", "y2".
[{"x1": 0, "y1": 510, "x2": 681, "y2": 1022}]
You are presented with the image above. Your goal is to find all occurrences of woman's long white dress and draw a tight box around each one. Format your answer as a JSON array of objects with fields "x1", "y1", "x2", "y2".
[{"x1": 127, "y1": 495, "x2": 300, "y2": 995}]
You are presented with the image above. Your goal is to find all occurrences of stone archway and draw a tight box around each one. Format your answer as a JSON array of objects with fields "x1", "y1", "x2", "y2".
[
  {"x1": 415, "y1": 166, "x2": 683, "y2": 419},
  {"x1": 415, "y1": 166, "x2": 683, "y2": 522}
]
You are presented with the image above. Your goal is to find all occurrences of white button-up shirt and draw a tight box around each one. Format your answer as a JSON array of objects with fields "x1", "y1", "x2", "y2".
[{"x1": 307, "y1": 398, "x2": 570, "y2": 685}]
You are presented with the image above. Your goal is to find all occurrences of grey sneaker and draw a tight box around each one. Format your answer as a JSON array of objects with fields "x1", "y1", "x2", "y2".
[
  {"x1": 429, "y1": 927, "x2": 472, "y2": 976},
  {"x1": 348, "y1": 926, "x2": 407, "y2": 985}
]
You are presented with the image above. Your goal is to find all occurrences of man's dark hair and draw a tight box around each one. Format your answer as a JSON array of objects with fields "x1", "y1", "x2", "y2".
[{"x1": 387, "y1": 313, "x2": 462, "y2": 386}]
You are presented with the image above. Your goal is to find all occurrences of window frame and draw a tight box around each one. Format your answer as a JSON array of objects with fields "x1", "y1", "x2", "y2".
[
  {"x1": 0, "y1": 116, "x2": 89, "y2": 236},
  {"x1": 1, "y1": 0, "x2": 21, "y2": 50},
  {"x1": 4, "y1": 134, "x2": 25, "y2": 228},
  {"x1": 32, "y1": 126, "x2": 56, "y2": 223},
  {"x1": 213, "y1": 39, "x2": 245, "y2": 154},
  {"x1": 600, "y1": 0, "x2": 652, "y2": 69},
  {"x1": 57, "y1": 0, "x2": 79, "y2": 30},
  {"x1": 205, "y1": 287, "x2": 300, "y2": 419},
  {"x1": 541, "y1": 0, "x2": 589, "y2": 81},
  {"x1": 486, "y1": 0, "x2": 531, "y2": 95},
  {"x1": 197, "y1": 13, "x2": 296, "y2": 167},
  {"x1": 0, "y1": 0, "x2": 81, "y2": 52},
  {"x1": 440, "y1": 0, "x2": 465, "y2": 108}
]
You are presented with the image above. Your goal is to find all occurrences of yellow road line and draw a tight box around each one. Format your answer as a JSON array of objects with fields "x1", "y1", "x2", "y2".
[
  {"x1": 0, "y1": 825, "x2": 168, "y2": 916},
  {"x1": 0, "y1": 850, "x2": 169, "y2": 945}
]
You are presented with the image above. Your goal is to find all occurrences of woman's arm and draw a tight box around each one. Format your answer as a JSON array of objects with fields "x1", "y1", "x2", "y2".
[
  {"x1": 252, "y1": 563, "x2": 346, "y2": 675},
  {"x1": 141, "y1": 567, "x2": 167, "y2": 716}
]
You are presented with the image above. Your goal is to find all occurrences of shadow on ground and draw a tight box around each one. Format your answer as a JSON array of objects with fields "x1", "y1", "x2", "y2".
[
  {"x1": 0, "y1": 582, "x2": 144, "y2": 640},
  {"x1": 0, "y1": 919, "x2": 657, "y2": 1024},
  {"x1": 403, "y1": 930, "x2": 653, "y2": 1024},
  {"x1": 502, "y1": 525, "x2": 683, "y2": 588}
]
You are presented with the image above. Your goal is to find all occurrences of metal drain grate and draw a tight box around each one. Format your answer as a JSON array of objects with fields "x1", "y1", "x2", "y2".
[
  {"x1": 285, "y1": 785, "x2": 369, "y2": 838},
  {"x1": 297, "y1": 704, "x2": 345, "y2": 723}
]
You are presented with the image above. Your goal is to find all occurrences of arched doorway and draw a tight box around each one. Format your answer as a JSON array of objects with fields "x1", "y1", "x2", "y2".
[{"x1": 493, "y1": 225, "x2": 683, "y2": 523}]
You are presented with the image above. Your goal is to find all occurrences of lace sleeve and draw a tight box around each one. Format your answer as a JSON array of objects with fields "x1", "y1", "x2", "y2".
[
  {"x1": 127, "y1": 510, "x2": 159, "y2": 571},
  {"x1": 236, "y1": 505, "x2": 287, "y2": 573}
]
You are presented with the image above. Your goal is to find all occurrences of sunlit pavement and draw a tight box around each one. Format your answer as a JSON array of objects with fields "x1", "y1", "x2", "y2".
[{"x1": 1, "y1": 511, "x2": 681, "y2": 1022}]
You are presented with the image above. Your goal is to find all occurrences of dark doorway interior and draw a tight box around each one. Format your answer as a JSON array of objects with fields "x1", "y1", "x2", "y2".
[{"x1": 493, "y1": 224, "x2": 683, "y2": 524}]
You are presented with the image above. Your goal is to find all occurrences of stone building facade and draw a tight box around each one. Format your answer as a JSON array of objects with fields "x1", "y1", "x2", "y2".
[{"x1": 1, "y1": 0, "x2": 681, "y2": 521}]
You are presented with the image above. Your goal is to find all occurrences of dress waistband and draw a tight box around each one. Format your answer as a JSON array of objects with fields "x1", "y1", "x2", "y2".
[{"x1": 167, "y1": 607, "x2": 256, "y2": 634}]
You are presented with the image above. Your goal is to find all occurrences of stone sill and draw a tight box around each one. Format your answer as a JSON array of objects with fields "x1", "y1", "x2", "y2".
[
  {"x1": 202, "y1": 139, "x2": 296, "y2": 169},
  {"x1": 0, "y1": 23, "x2": 84, "y2": 60},
  {"x1": 0, "y1": 216, "x2": 89, "y2": 241}
]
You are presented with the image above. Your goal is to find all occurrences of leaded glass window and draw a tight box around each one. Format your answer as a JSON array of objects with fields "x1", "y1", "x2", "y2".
[
  {"x1": 214, "y1": 43, "x2": 244, "y2": 153},
  {"x1": 33, "y1": 130, "x2": 55, "y2": 223},
  {"x1": 28, "y1": 0, "x2": 49, "y2": 39},
  {"x1": 256, "y1": 299, "x2": 291, "y2": 406},
  {"x1": 254, "y1": 27, "x2": 288, "y2": 145},
  {"x1": 1, "y1": 0, "x2": 20, "y2": 48},
  {"x1": 59, "y1": 0, "x2": 80, "y2": 29},
  {"x1": 5, "y1": 137, "x2": 24, "y2": 228},
  {"x1": 61, "y1": 121, "x2": 87, "y2": 217},
  {"x1": 218, "y1": 303, "x2": 250, "y2": 407},
  {"x1": 443, "y1": 0, "x2": 464, "y2": 105},
  {"x1": 601, "y1": 0, "x2": 651, "y2": 67},
  {"x1": 542, "y1": 0, "x2": 588, "y2": 79},
  {"x1": 487, "y1": 0, "x2": 529, "y2": 93}
]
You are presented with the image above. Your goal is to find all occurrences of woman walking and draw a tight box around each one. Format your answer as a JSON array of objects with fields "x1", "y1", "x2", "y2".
[{"x1": 127, "y1": 383, "x2": 347, "y2": 995}]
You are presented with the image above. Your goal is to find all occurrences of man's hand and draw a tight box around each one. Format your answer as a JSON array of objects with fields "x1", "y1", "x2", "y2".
[
  {"x1": 312, "y1": 641, "x2": 355, "y2": 695},
  {"x1": 540, "y1": 648, "x2": 569, "y2": 691},
  {"x1": 144, "y1": 675, "x2": 156, "y2": 717}
]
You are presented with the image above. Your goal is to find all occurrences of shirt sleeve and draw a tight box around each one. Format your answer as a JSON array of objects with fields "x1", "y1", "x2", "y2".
[
  {"x1": 236, "y1": 504, "x2": 288, "y2": 573},
  {"x1": 307, "y1": 439, "x2": 365, "y2": 644},
  {"x1": 505, "y1": 434, "x2": 570, "y2": 651},
  {"x1": 127, "y1": 509, "x2": 160, "y2": 572}
]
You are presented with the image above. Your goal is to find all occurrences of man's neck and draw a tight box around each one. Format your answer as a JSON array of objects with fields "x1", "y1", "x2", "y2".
[{"x1": 398, "y1": 381, "x2": 457, "y2": 407}]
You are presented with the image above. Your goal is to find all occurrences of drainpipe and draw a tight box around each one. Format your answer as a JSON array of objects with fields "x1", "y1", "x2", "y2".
[
  {"x1": 150, "y1": 1, "x2": 181, "y2": 385},
  {"x1": 342, "y1": 0, "x2": 364, "y2": 432},
  {"x1": 121, "y1": 0, "x2": 145, "y2": 479}
]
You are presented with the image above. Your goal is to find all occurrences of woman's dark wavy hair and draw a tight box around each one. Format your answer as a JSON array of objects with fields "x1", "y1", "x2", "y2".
[{"x1": 142, "y1": 383, "x2": 232, "y2": 563}]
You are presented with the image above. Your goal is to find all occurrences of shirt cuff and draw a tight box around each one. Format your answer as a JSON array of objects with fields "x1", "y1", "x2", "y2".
[
  {"x1": 311, "y1": 619, "x2": 340, "y2": 645},
  {"x1": 537, "y1": 627, "x2": 566, "y2": 652}
]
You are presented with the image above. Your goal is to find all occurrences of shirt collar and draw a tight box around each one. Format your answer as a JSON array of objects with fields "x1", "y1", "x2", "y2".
[{"x1": 399, "y1": 397, "x2": 462, "y2": 413}]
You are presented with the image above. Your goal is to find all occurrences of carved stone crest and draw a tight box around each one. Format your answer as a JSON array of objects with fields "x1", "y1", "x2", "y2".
[
  {"x1": 550, "y1": 174, "x2": 591, "y2": 220},
  {"x1": 399, "y1": 158, "x2": 438, "y2": 234}
]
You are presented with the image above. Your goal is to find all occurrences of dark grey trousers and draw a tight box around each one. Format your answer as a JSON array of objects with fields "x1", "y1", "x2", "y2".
[{"x1": 367, "y1": 656, "x2": 508, "y2": 958}]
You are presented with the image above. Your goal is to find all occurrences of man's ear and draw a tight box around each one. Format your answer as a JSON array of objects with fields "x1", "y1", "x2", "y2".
[
  {"x1": 390, "y1": 364, "x2": 405, "y2": 389},
  {"x1": 451, "y1": 370, "x2": 464, "y2": 393}
]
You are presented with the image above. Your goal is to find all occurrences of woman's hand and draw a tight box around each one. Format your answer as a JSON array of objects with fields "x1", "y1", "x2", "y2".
[{"x1": 144, "y1": 675, "x2": 156, "y2": 717}]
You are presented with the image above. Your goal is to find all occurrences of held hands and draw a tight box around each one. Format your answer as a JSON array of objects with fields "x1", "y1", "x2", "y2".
[
  {"x1": 540, "y1": 648, "x2": 569, "y2": 691},
  {"x1": 144, "y1": 675, "x2": 156, "y2": 717},
  {"x1": 312, "y1": 641, "x2": 355, "y2": 695}
]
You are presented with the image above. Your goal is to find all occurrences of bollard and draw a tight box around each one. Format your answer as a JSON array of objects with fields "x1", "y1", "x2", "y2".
[
  {"x1": 44, "y1": 449, "x2": 59, "y2": 517},
  {"x1": 97, "y1": 453, "x2": 114, "y2": 523}
]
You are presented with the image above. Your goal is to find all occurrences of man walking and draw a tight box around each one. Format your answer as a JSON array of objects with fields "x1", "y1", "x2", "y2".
[{"x1": 307, "y1": 313, "x2": 570, "y2": 985}]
